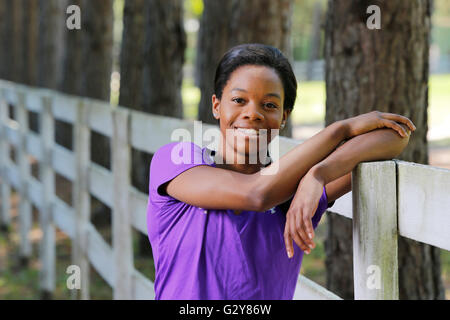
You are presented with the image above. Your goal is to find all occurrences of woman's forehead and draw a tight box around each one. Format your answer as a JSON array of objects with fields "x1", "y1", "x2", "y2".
[{"x1": 225, "y1": 65, "x2": 284, "y2": 95}]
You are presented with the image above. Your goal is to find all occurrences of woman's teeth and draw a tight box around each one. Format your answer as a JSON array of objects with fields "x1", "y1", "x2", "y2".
[{"x1": 234, "y1": 127, "x2": 259, "y2": 136}]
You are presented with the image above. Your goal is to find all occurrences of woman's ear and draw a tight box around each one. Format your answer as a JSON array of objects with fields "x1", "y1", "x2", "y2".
[{"x1": 212, "y1": 94, "x2": 220, "y2": 120}]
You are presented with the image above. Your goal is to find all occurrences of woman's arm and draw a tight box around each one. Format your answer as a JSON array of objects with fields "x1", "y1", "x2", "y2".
[
  {"x1": 310, "y1": 123, "x2": 411, "y2": 186},
  {"x1": 257, "y1": 113, "x2": 414, "y2": 211},
  {"x1": 322, "y1": 124, "x2": 410, "y2": 203},
  {"x1": 283, "y1": 124, "x2": 411, "y2": 256},
  {"x1": 166, "y1": 112, "x2": 414, "y2": 212},
  {"x1": 166, "y1": 120, "x2": 348, "y2": 211}
]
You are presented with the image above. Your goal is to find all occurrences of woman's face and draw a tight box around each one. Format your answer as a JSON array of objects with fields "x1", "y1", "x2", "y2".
[{"x1": 212, "y1": 65, "x2": 291, "y2": 158}]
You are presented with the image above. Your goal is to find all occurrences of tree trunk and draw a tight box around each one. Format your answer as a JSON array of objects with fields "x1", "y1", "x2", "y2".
[
  {"x1": 80, "y1": 0, "x2": 113, "y2": 173},
  {"x1": 79, "y1": 0, "x2": 114, "y2": 235},
  {"x1": 119, "y1": 0, "x2": 186, "y2": 256},
  {"x1": 37, "y1": 0, "x2": 66, "y2": 89},
  {"x1": 324, "y1": 0, "x2": 444, "y2": 299},
  {"x1": 60, "y1": 0, "x2": 84, "y2": 96},
  {"x1": 195, "y1": 0, "x2": 234, "y2": 125},
  {"x1": 81, "y1": 0, "x2": 114, "y2": 102},
  {"x1": 58, "y1": 0, "x2": 83, "y2": 150},
  {"x1": 10, "y1": 0, "x2": 24, "y2": 83},
  {"x1": 22, "y1": 0, "x2": 39, "y2": 86},
  {"x1": 119, "y1": 0, "x2": 185, "y2": 192},
  {"x1": 0, "y1": 0, "x2": 24, "y2": 82},
  {"x1": 196, "y1": 0, "x2": 294, "y2": 137},
  {"x1": 0, "y1": 1, "x2": 7, "y2": 80},
  {"x1": 22, "y1": 0, "x2": 39, "y2": 132},
  {"x1": 119, "y1": 0, "x2": 146, "y2": 112},
  {"x1": 142, "y1": 0, "x2": 186, "y2": 117}
]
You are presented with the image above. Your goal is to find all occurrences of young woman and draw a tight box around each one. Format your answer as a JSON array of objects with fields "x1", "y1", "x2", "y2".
[{"x1": 146, "y1": 43, "x2": 415, "y2": 300}]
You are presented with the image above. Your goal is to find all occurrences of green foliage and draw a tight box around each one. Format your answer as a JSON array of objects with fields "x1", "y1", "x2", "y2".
[{"x1": 185, "y1": 0, "x2": 204, "y2": 18}]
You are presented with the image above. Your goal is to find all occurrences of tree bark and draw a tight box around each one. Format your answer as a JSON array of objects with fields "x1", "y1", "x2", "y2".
[
  {"x1": 60, "y1": 0, "x2": 84, "y2": 96},
  {"x1": 0, "y1": 0, "x2": 24, "y2": 82},
  {"x1": 324, "y1": 0, "x2": 444, "y2": 299},
  {"x1": 142, "y1": 0, "x2": 186, "y2": 117},
  {"x1": 119, "y1": 0, "x2": 146, "y2": 112},
  {"x1": 22, "y1": 0, "x2": 39, "y2": 86},
  {"x1": 80, "y1": 0, "x2": 113, "y2": 172},
  {"x1": 10, "y1": 0, "x2": 24, "y2": 83},
  {"x1": 0, "y1": 1, "x2": 7, "y2": 80},
  {"x1": 195, "y1": 0, "x2": 233, "y2": 125},
  {"x1": 37, "y1": 0, "x2": 66, "y2": 89},
  {"x1": 58, "y1": 0, "x2": 83, "y2": 150},
  {"x1": 79, "y1": 0, "x2": 114, "y2": 235},
  {"x1": 196, "y1": 0, "x2": 294, "y2": 137},
  {"x1": 81, "y1": 0, "x2": 114, "y2": 102},
  {"x1": 119, "y1": 0, "x2": 186, "y2": 256},
  {"x1": 119, "y1": 0, "x2": 185, "y2": 193}
]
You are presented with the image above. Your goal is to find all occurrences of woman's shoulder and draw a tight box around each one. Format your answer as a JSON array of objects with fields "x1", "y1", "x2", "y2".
[{"x1": 150, "y1": 141, "x2": 214, "y2": 172}]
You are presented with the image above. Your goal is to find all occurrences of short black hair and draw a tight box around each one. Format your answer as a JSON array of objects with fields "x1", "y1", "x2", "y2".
[{"x1": 213, "y1": 43, "x2": 297, "y2": 121}]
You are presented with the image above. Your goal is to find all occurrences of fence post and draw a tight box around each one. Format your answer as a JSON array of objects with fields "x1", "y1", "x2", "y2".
[
  {"x1": 39, "y1": 95, "x2": 56, "y2": 298},
  {"x1": 112, "y1": 108, "x2": 133, "y2": 299},
  {"x1": 352, "y1": 161, "x2": 399, "y2": 299},
  {"x1": 16, "y1": 91, "x2": 32, "y2": 264},
  {"x1": 0, "y1": 89, "x2": 11, "y2": 229},
  {"x1": 73, "y1": 99, "x2": 91, "y2": 300}
]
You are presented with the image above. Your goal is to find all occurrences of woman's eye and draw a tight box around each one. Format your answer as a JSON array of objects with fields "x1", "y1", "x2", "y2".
[
  {"x1": 264, "y1": 102, "x2": 278, "y2": 109},
  {"x1": 232, "y1": 98, "x2": 245, "y2": 104}
]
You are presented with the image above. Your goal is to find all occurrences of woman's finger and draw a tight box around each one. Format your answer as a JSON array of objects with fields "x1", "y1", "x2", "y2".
[
  {"x1": 293, "y1": 214, "x2": 312, "y2": 253},
  {"x1": 302, "y1": 211, "x2": 315, "y2": 243},
  {"x1": 380, "y1": 113, "x2": 416, "y2": 131},
  {"x1": 284, "y1": 222, "x2": 294, "y2": 258},
  {"x1": 290, "y1": 215, "x2": 310, "y2": 253},
  {"x1": 295, "y1": 210, "x2": 314, "y2": 250},
  {"x1": 382, "y1": 119, "x2": 409, "y2": 138}
]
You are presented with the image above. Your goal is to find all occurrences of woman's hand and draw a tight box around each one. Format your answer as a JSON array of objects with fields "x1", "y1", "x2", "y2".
[
  {"x1": 343, "y1": 111, "x2": 416, "y2": 139},
  {"x1": 284, "y1": 171, "x2": 324, "y2": 258}
]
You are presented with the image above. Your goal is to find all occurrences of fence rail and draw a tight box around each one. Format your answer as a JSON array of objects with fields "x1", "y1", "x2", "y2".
[{"x1": 0, "y1": 79, "x2": 449, "y2": 300}]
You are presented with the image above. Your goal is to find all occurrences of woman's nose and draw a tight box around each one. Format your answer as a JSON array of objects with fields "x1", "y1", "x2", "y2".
[{"x1": 242, "y1": 102, "x2": 263, "y2": 120}]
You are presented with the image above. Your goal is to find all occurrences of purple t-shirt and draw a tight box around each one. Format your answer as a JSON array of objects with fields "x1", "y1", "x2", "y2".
[{"x1": 147, "y1": 141, "x2": 334, "y2": 300}]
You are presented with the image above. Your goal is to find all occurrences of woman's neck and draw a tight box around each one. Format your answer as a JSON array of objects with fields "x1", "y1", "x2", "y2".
[{"x1": 213, "y1": 142, "x2": 270, "y2": 175}]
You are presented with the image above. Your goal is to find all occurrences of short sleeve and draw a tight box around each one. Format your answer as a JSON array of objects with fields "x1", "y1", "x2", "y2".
[
  {"x1": 311, "y1": 186, "x2": 335, "y2": 229},
  {"x1": 149, "y1": 141, "x2": 212, "y2": 204}
]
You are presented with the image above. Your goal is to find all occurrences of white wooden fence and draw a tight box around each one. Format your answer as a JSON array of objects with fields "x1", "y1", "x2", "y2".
[{"x1": 0, "y1": 79, "x2": 449, "y2": 300}]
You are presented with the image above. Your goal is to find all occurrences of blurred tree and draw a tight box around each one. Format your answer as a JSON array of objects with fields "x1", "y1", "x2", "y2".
[
  {"x1": 0, "y1": 0, "x2": 23, "y2": 82},
  {"x1": 119, "y1": 0, "x2": 145, "y2": 112},
  {"x1": 291, "y1": 0, "x2": 327, "y2": 61},
  {"x1": 37, "y1": 0, "x2": 66, "y2": 89},
  {"x1": 60, "y1": 0, "x2": 83, "y2": 97},
  {"x1": 119, "y1": 0, "x2": 186, "y2": 256},
  {"x1": 59, "y1": 0, "x2": 114, "y2": 169},
  {"x1": 57, "y1": 0, "x2": 83, "y2": 151},
  {"x1": 22, "y1": 0, "x2": 39, "y2": 86},
  {"x1": 324, "y1": 0, "x2": 445, "y2": 299},
  {"x1": 10, "y1": 0, "x2": 24, "y2": 83},
  {"x1": 195, "y1": 0, "x2": 295, "y2": 137},
  {"x1": 81, "y1": 0, "x2": 114, "y2": 103},
  {"x1": 82, "y1": 0, "x2": 114, "y2": 239},
  {"x1": 0, "y1": 2, "x2": 6, "y2": 80},
  {"x1": 119, "y1": 0, "x2": 185, "y2": 192}
]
